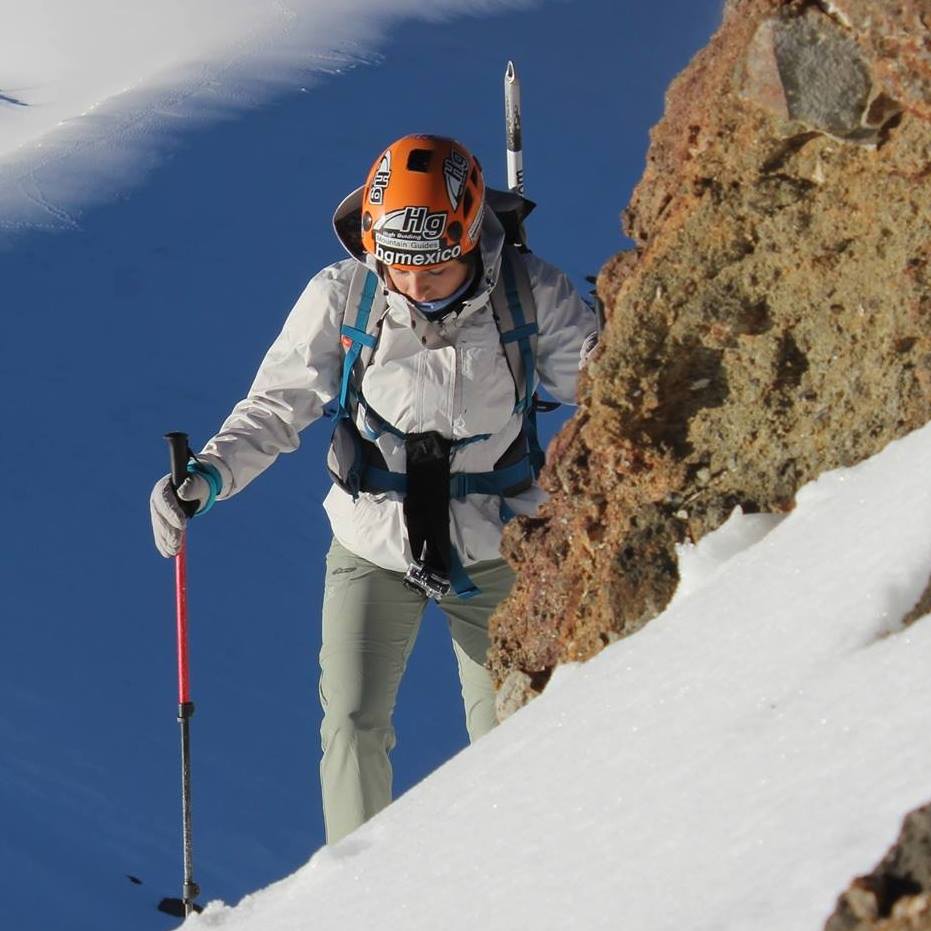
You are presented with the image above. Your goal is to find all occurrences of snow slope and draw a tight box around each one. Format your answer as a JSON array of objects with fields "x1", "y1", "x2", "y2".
[
  {"x1": 183, "y1": 422, "x2": 931, "y2": 931},
  {"x1": 0, "y1": 0, "x2": 533, "y2": 234}
]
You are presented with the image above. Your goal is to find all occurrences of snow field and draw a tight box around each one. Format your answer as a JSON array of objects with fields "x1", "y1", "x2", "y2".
[
  {"x1": 0, "y1": 0, "x2": 535, "y2": 234},
  {"x1": 180, "y1": 425, "x2": 931, "y2": 929}
]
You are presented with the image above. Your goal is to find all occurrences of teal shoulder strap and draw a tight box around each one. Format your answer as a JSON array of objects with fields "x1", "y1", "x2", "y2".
[
  {"x1": 338, "y1": 264, "x2": 387, "y2": 418},
  {"x1": 490, "y1": 244, "x2": 538, "y2": 413},
  {"x1": 490, "y1": 244, "x2": 544, "y2": 474}
]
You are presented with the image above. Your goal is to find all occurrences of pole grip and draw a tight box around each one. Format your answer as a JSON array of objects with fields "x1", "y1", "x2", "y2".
[{"x1": 165, "y1": 432, "x2": 190, "y2": 489}]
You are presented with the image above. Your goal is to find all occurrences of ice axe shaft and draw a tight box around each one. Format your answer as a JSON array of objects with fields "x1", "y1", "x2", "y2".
[
  {"x1": 504, "y1": 60, "x2": 524, "y2": 195},
  {"x1": 162, "y1": 431, "x2": 201, "y2": 918}
]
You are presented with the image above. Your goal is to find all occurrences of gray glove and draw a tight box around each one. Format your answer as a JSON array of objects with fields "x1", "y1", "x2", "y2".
[{"x1": 150, "y1": 473, "x2": 209, "y2": 558}]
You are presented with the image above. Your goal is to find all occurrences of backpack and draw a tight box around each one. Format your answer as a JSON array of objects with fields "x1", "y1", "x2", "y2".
[{"x1": 327, "y1": 192, "x2": 549, "y2": 598}]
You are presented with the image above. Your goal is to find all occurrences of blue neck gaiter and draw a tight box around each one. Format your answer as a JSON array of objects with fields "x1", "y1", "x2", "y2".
[{"x1": 413, "y1": 271, "x2": 477, "y2": 320}]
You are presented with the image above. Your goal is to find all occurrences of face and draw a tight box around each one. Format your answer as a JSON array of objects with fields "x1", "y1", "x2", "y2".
[{"x1": 386, "y1": 259, "x2": 472, "y2": 303}]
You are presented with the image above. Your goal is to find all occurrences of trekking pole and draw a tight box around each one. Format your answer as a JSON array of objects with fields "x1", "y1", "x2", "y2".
[
  {"x1": 159, "y1": 431, "x2": 201, "y2": 919},
  {"x1": 504, "y1": 60, "x2": 524, "y2": 195}
]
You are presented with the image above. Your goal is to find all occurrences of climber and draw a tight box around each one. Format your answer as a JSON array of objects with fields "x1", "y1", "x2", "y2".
[{"x1": 150, "y1": 133, "x2": 596, "y2": 844}]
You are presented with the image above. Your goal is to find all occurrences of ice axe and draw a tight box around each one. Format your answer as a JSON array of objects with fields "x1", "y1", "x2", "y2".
[
  {"x1": 158, "y1": 431, "x2": 203, "y2": 919},
  {"x1": 504, "y1": 60, "x2": 524, "y2": 196}
]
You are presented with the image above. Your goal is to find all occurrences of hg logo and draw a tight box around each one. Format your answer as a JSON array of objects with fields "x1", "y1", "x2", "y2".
[
  {"x1": 369, "y1": 151, "x2": 391, "y2": 205},
  {"x1": 400, "y1": 206, "x2": 447, "y2": 238},
  {"x1": 377, "y1": 206, "x2": 448, "y2": 239}
]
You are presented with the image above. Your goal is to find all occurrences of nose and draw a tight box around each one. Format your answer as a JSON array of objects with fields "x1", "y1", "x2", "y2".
[{"x1": 404, "y1": 273, "x2": 434, "y2": 302}]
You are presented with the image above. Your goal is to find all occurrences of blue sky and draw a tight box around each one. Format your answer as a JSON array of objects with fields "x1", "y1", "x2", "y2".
[{"x1": 0, "y1": 1, "x2": 721, "y2": 926}]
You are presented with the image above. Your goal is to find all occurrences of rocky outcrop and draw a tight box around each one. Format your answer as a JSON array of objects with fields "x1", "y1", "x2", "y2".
[
  {"x1": 825, "y1": 802, "x2": 931, "y2": 931},
  {"x1": 489, "y1": 0, "x2": 931, "y2": 709},
  {"x1": 903, "y1": 573, "x2": 931, "y2": 627}
]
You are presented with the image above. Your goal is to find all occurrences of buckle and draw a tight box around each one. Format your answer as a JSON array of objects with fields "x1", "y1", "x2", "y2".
[
  {"x1": 403, "y1": 561, "x2": 450, "y2": 602},
  {"x1": 449, "y1": 472, "x2": 469, "y2": 499}
]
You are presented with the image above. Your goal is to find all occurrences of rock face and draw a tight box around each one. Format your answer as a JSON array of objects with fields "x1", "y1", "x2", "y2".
[
  {"x1": 825, "y1": 802, "x2": 931, "y2": 931},
  {"x1": 489, "y1": 0, "x2": 931, "y2": 709}
]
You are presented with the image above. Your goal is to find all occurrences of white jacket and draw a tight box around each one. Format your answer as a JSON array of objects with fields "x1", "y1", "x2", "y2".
[{"x1": 197, "y1": 194, "x2": 594, "y2": 571}]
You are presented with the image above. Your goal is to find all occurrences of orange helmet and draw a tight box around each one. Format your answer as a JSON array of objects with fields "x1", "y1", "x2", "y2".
[{"x1": 360, "y1": 135, "x2": 485, "y2": 270}]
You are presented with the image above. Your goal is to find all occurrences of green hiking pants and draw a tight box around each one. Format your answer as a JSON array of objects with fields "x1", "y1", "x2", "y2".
[{"x1": 319, "y1": 538, "x2": 515, "y2": 844}]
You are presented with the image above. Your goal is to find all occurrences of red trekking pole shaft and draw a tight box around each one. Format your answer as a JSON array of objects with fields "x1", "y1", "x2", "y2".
[
  {"x1": 165, "y1": 432, "x2": 200, "y2": 917},
  {"x1": 174, "y1": 537, "x2": 191, "y2": 704}
]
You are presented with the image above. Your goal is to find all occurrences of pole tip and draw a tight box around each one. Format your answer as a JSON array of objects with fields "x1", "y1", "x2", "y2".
[{"x1": 506, "y1": 60, "x2": 516, "y2": 81}]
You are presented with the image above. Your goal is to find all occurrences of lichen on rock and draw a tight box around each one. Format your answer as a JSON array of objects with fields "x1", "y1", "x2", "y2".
[{"x1": 488, "y1": 0, "x2": 931, "y2": 703}]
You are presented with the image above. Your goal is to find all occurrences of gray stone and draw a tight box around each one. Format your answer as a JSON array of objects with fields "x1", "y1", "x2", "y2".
[{"x1": 773, "y1": 11, "x2": 874, "y2": 140}]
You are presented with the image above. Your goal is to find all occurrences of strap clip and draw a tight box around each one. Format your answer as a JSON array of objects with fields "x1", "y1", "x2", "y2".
[{"x1": 402, "y1": 562, "x2": 451, "y2": 602}]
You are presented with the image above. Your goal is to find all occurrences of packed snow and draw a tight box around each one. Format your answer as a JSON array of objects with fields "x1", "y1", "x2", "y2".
[{"x1": 182, "y1": 422, "x2": 931, "y2": 930}]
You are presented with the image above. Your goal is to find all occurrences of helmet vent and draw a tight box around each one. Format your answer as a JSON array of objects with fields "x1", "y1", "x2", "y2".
[
  {"x1": 407, "y1": 149, "x2": 433, "y2": 172},
  {"x1": 462, "y1": 188, "x2": 474, "y2": 218},
  {"x1": 470, "y1": 167, "x2": 479, "y2": 186}
]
